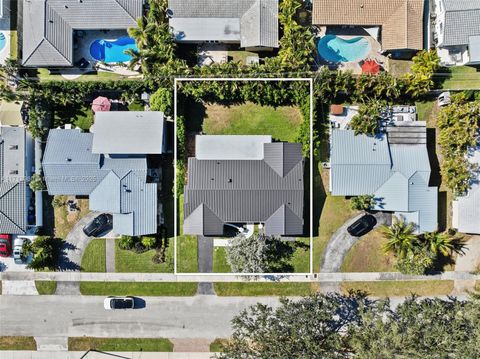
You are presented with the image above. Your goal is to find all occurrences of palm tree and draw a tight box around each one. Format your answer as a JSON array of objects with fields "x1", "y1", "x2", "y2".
[
  {"x1": 381, "y1": 216, "x2": 417, "y2": 258},
  {"x1": 422, "y1": 232, "x2": 465, "y2": 257}
]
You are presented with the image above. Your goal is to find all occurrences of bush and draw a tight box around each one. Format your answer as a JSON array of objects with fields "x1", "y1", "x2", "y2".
[
  {"x1": 51, "y1": 196, "x2": 64, "y2": 208},
  {"x1": 26, "y1": 236, "x2": 59, "y2": 270},
  {"x1": 150, "y1": 87, "x2": 173, "y2": 115},
  {"x1": 349, "y1": 101, "x2": 383, "y2": 136},
  {"x1": 29, "y1": 173, "x2": 45, "y2": 191},
  {"x1": 350, "y1": 195, "x2": 376, "y2": 211},
  {"x1": 141, "y1": 236, "x2": 157, "y2": 249},
  {"x1": 118, "y1": 235, "x2": 135, "y2": 250}
]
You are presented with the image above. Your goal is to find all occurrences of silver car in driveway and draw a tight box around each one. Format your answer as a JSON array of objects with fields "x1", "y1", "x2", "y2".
[{"x1": 104, "y1": 296, "x2": 135, "y2": 310}]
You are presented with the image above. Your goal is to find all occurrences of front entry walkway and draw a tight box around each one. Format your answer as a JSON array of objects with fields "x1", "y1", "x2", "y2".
[{"x1": 106, "y1": 238, "x2": 116, "y2": 273}]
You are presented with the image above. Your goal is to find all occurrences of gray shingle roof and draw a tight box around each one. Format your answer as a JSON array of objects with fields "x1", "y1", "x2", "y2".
[
  {"x1": 442, "y1": 0, "x2": 480, "y2": 46},
  {"x1": 330, "y1": 129, "x2": 437, "y2": 233},
  {"x1": 184, "y1": 141, "x2": 304, "y2": 236},
  {"x1": 43, "y1": 129, "x2": 157, "y2": 236},
  {"x1": 167, "y1": 0, "x2": 279, "y2": 48},
  {"x1": 22, "y1": 0, "x2": 143, "y2": 67},
  {"x1": 92, "y1": 112, "x2": 165, "y2": 155},
  {"x1": 0, "y1": 127, "x2": 27, "y2": 234}
]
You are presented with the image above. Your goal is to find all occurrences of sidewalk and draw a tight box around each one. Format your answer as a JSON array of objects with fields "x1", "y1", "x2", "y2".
[{"x1": 0, "y1": 352, "x2": 213, "y2": 359}]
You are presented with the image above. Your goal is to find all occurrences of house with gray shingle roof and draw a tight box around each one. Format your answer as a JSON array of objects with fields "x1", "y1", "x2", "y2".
[
  {"x1": 167, "y1": 0, "x2": 279, "y2": 50},
  {"x1": 329, "y1": 123, "x2": 438, "y2": 234},
  {"x1": 433, "y1": 0, "x2": 480, "y2": 65},
  {"x1": 42, "y1": 111, "x2": 165, "y2": 236},
  {"x1": 452, "y1": 148, "x2": 480, "y2": 234},
  {"x1": 183, "y1": 135, "x2": 304, "y2": 236},
  {"x1": 21, "y1": 0, "x2": 143, "y2": 67},
  {"x1": 0, "y1": 126, "x2": 30, "y2": 234}
]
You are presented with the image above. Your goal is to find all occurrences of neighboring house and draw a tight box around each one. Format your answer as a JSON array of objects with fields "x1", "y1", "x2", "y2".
[
  {"x1": 433, "y1": 0, "x2": 480, "y2": 66},
  {"x1": 312, "y1": 0, "x2": 424, "y2": 53},
  {"x1": 167, "y1": 0, "x2": 279, "y2": 50},
  {"x1": 42, "y1": 112, "x2": 165, "y2": 236},
  {"x1": 21, "y1": 0, "x2": 143, "y2": 67},
  {"x1": 329, "y1": 120, "x2": 437, "y2": 234},
  {"x1": 452, "y1": 149, "x2": 480, "y2": 234},
  {"x1": 0, "y1": 126, "x2": 32, "y2": 234},
  {"x1": 183, "y1": 135, "x2": 304, "y2": 236}
]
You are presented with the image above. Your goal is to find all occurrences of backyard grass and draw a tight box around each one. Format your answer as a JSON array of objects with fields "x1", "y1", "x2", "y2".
[
  {"x1": 54, "y1": 104, "x2": 94, "y2": 131},
  {"x1": 341, "y1": 229, "x2": 396, "y2": 272},
  {"x1": 9, "y1": 31, "x2": 18, "y2": 59},
  {"x1": 128, "y1": 100, "x2": 145, "y2": 111},
  {"x1": 81, "y1": 239, "x2": 106, "y2": 272},
  {"x1": 36, "y1": 68, "x2": 132, "y2": 82},
  {"x1": 176, "y1": 195, "x2": 199, "y2": 273},
  {"x1": 210, "y1": 338, "x2": 229, "y2": 352},
  {"x1": 203, "y1": 103, "x2": 303, "y2": 142},
  {"x1": 79, "y1": 282, "x2": 197, "y2": 296},
  {"x1": 341, "y1": 280, "x2": 454, "y2": 297},
  {"x1": 228, "y1": 50, "x2": 259, "y2": 65},
  {"x1": 35, "y1": 281, "x2": 57, "y2": 295},
  {"x1": 437, "y1": 66, "x2": 480, "y2": 89},
  {"x1": 53, "y1": 197, "x2": 90, "y2": 239},
  {"x1": 0, "y1": 337, "x2": 37, "y2": 350},
  {"x1": 415, "y1": 100, "x2": 436, "y2": 123},
  {"x1": 387, "y1": 59, "x2": 412, "y2": 76},
  {"x1": 115, "y1": 239, "x2": 174, "y2": 273},
  {"x1": 214, "y1": 282, "x2": 320, "y2": 296},
  {"x1": 68, "y1": 337, "x2": 173, "y2": 352}
]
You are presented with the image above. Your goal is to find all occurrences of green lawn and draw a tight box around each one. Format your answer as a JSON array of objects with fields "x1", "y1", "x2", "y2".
[
  {"x1": 36, "y1": 68, "x2": 132, "y2": 82},
  {"x1": 341, "y1": 229, "x2": 396, "y2": 272},
  {"x1": 176, "y1": 195, "x2": 198, "y2": 273},
  {"x1": 128, "y1": 100, "x2": 145, "y2": 111},
  {"x1": 203, "y1": 102, "x2": 303, "y2": 142},
  {"x1": 9, "y1": 31, "x2": 18, "y2": 59},
  {"x1": 35, "y1": 281, "x2": 57, "y2": 295},
  {"x1": 228, "y1": 50, "x2": 259, "y2": 65},
  {"x1": 437, "y1": 66, "x2": 480, "y2": 89},
  {"x1": 115, "y1": 239, "x2": 174, "y2": 273},
  {"x1": 210, "y1": 338, "x2": 229, "y2": 352},
  {"x1": 214, "y1": 282, "x2": 320, "y2": 296},
  {"x1": 68, "y1": 337, "x2": 173, "y2": 352},
  {"x1": 213, "y1": 247, "x2": 231, "y2": 273},
  {"x1": 387, "y1": 59, "x2": 412, "y2": 76},
  {"x1": 314, "y1": 167, "x2": 358, "y2": 271},
  {"x1": 341, "y1": 281, "x2": 455, "y2": 297},
  {"x1": 0, "y1": 337, "x2": 37, "y2": 350},
  {"x1": 415, "y1": 100, "x2": 436, "y2": 123},
  {"x1": 79, "y1": 282, "x2": 197, "y2": 296},
  {"x1": 81, "y1": 239, "x2": 106, "y2": 272}
]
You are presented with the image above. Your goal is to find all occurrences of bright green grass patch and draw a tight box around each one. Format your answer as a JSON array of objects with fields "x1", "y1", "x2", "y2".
[
  {"x1": 37, "y1": 68, "x2": 132, "y2": 82},
  {"x1": 79, "y1": 282, "x2": 197, "y2": 296},
  {"x1": 0, "y1": 337, "x2": 37, "y2": 350},
  {"x1": 214, "y1": 282, "x2": 320, "y2": 296},
  {"x1": 35, "y1": 281, "x2": 57, "y2": 295},
  {"x1": 177, "y1": 235, "x2": 198, "y2": 273},
  {"x1": 115, "y1": 239, "x2": 174, "y2": 273},
  {"x1": 341, "y1": 281, "x2": 454, "y2": 297},
  {"x1": 213, "y1": 247, "x2": 231, "y2": 273},
  {"x1": 438, "y1": 66, "x2": 480, "y2": 89},
  {"x1": 210, "y1": 338, "x2": 229, "y2": 352},
  {"x1": 128, "y1": 100, "x2": 144, "y2": 111},
  {"x1": 415, "y1": 100, "x2": 436, "y2": 123},
  {"x1": 68, "y1": 337, "x2": 173, "y2": 352},
  {"x1": 228, "y1": 50, "x2": 259, "y2": 65},
  {"x1": 9, "y1": 31, "x2": 18, "y2": 59},
  {"x1": 81, "y1": 239, "x2": 106, "y2": 272},
  {"x1": 203, "y1": 102, "x2": 303, "y2": 142}
]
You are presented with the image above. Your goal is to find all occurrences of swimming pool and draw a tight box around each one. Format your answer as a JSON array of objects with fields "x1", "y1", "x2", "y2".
[
  {"x1": 317, "y1": 35, "x2": 370, "y2": 63},
  {"x1": 0, "y1": 32, "x2": 7, "y2": 52},
  {"x1": 89, "y1": 37, "x2": 138, "y2": 63}
]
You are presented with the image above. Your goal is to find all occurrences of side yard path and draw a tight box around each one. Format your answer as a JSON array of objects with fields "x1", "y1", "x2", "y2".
[{"x1": 453, "y1": 236, "x2": 480, "y2": 294}]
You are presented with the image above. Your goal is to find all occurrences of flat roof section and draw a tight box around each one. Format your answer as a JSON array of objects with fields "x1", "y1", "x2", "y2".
[{"x1": 195, "y1": 135, "x2": 272, "y2": 160}]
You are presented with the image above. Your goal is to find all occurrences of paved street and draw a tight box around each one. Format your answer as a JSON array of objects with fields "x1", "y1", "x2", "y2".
[{"x1": 0, "y1": 295, "x2": 281, "y2": 339}]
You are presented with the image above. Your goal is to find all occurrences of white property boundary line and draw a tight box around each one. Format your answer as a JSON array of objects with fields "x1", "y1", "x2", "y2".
[{"x1": 174, "y1": 78, "x2": 314, "y2": 277}]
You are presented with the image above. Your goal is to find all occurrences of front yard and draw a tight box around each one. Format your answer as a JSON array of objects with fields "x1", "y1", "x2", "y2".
[
  {"x1": 436, "y1": 66, "x2": 480, "y2": 89},
  {"x1": 68, "y1": 337, "x2": 173, "y2": 352},
  {"x1": 79, "y1": 282, "x2": 197, "y2": 296},
  {"x1": 53, "y1": 196, "x2": 90, "y2": 239}
]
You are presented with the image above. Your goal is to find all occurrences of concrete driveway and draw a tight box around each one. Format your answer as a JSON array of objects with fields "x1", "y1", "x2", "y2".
[
  {"x1": 58, "y1": 211, "x2": 98, "y2": 271},
  {"x1": 320, "y1": 212, "x2": 392, "y2": 273}
]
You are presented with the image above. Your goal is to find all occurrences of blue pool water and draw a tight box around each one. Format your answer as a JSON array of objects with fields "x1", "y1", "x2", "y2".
[
  {"x1": 317, "y1": 35, "x2": 370, "y2": 63},
  {"x1": 89, "y1": 37, "x2": 138, "y2": 63},
  {"x1": 0, "y1": 32, "x2": 6, "y2": 52}
]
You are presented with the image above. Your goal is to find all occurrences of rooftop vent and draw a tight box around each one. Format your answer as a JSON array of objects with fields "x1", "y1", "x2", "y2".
[
  {"x1": 66, "y1": 158, "x2": 72, "y2": 162},
  {"x1": 9, "y1": 145, "x2": 18, "y2": 150},
  {"x1": 9, "y1": 170, "x2": 18, "y2": 175}
]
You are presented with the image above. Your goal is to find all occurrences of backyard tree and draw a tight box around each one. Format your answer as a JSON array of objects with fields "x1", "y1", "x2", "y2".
[
  {"x1": 348, "y1": 100, "x2": 383, "y2": 136},
  {"x1": 404, "y1": 49, "x2": 440, "y2": 98},
  {"x1": 350, "y1": 195, "x2": 376, "y2": 211},
  {"x1": 150, "y1": 87, "x2": 173, "y2": 115},
  {"x1": 381, "y1": 216, "x2": 417, "y2": 259},
  {"x1": 225, "y1": 233, "x2": 294, "y2": 273},
  {"x1": 29, "y1": 173, "x2": 45, "y2": 192}
]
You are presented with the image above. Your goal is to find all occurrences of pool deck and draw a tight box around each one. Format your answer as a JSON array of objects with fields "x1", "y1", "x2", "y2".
[
  {"x1": 316, "y1": 26, "x2": 388, "y2": 74},
  {"x1": 0, "y1": 0, "x2": 12, "y2": 65}
]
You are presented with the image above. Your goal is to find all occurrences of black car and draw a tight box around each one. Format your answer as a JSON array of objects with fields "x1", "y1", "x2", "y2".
[
  {"x1": 347, "y1": 214, "x2": 377, "y2": 237},
  {"x1": 83, "y1": 213, "x2": 113, "y2": 237},
  {"x1": 104, "y1": 296, "x2": 135, "y2": 310}
]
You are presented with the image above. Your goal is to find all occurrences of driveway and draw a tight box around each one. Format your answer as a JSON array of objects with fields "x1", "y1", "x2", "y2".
[
  {"x1": 197, "y1": 235, "x2": 215, "y2": 295},
  {"x1": 320, "y1": 212, "x2": 392, "y2": 273},
  {"x1": 58, "y1": 211, "x2": 98, "y2": 271}
]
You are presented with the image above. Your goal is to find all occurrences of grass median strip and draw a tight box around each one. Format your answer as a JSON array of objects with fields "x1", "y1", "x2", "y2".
[
  {"x1": 214, "y1": 282, "x2": 320, "y2": 296},
  {"x1": 0, "y1": 336, "x2": 37, "y2": 350},
  {"x1": 210, "y1": 338, "x2": 229, "y2": 352},
  {"x1": 68, "y1": 337, "x2": 173, "y2": 352},
  {"x1": 79, "y1": 282, "x2": 197, "y2": 296},
  {"x1": 35, "y1": 281, "x2": 57, "y2": 295},
  {"x1": 340, "y1": 281, "x2": 455, "y2": 297}
]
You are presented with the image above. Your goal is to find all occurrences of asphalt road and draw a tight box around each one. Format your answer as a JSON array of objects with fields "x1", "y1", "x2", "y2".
[{"x1": 0, "y1": 295, "x2": 282, "y2": 339}]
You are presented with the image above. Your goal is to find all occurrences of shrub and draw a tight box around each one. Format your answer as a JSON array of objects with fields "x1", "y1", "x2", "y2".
[
  {"x1": 348, "y1": 101, "x2": 383, "y2": 136},
  {"x1": 51, "y1": 196, "x2": 64, "y2": 208},
  {"x1": 29, "y1": 173, "x2": 46, "y2": 191},
  {"x1": 350, "y1": 195, "x2": 376, "y2": 211},
  {"x1": 150, "y1": 87, "x2": 173, "y2": 115},
  {"x1": 118, "y1": 235, "x2": 135, "y2": 250},
  {"x1": 26, "y1": 236, "x2": 59, "y2": 270},
  {"x1": 141, "y1": 236, "x2": 157, "y2": 249}
]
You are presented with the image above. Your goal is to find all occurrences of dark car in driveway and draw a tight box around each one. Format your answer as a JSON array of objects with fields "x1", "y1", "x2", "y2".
[
  {"x1": 347, "y1": 214, "x2": 377, "y2": 237},
  {"x1": 104, "y1": 296, "x2": 135, "y2": 310},
  {"x1": 83, "y1": 214, "x2": 113, "y2": 237}
]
